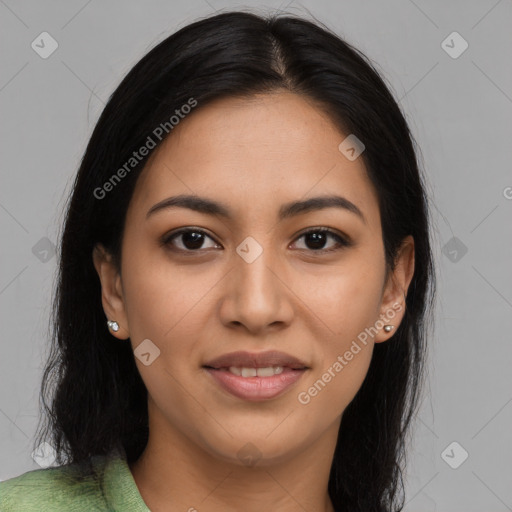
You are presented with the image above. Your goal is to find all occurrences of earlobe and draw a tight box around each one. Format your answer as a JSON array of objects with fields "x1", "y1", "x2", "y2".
[
  {"x1": 375, "y1": 235, "x2": 415, "y2": 343},
  {"x1": 92, "y1": 244, "x2": 130, "y2": 340}
]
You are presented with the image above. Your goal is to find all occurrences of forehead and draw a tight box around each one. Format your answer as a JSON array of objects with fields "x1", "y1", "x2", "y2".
[{"x1": 128, "y1": 92, "x2": 380, "y2": 227}]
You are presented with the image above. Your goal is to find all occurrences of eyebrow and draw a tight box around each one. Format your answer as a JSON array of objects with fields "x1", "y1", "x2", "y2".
[{"x1": 146, "y1": 194, "x2": 366, "y2": 224}]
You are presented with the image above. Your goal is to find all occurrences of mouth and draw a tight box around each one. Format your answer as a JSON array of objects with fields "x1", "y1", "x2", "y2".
[
  {"x1": 203, "y1": 350, "x2": 309, "y2": 370},
  {"x1": 202, "y1": 350, "x2": 309, "y2": 401}
]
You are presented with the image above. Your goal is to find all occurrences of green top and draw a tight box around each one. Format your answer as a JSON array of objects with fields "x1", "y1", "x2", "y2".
[{"x1": 0, "y1": 447, "x2": 150, "y2": 511}]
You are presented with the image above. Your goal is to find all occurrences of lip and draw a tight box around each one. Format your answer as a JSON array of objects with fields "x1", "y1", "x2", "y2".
[
  {"x1": 203, "y1": 350, "x2": 309, "y2": 370},
  {"x1": 202, "y1": 350, "x2": 309, "y2": 402},
  {"x1": 204, "y1": 367, "x2": 307, "y2": 401}
]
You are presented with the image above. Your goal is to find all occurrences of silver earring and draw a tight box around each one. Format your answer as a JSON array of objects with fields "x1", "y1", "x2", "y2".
[
  {"x1": 107, "y1": 320, "x2": 119, "y2": 332},
  {"x1": 384, "y1": 325, "x2": 394, "y2": 333}
]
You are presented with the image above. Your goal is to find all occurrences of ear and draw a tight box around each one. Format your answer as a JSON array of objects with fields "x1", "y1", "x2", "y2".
[
  {"x1": 374, "y1": 235, "x2": 415, "y2": 343},
  {"x1": 92, "y1": 244, "x2": 130, "y2": 340}
]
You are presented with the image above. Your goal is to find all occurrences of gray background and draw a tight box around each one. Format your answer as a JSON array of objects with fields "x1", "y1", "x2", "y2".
[{"x1": 1, "y1": 0, "x2": 511, "y2": 510}]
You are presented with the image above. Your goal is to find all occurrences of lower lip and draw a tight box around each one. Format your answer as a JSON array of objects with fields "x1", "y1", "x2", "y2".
[{"x1": 204, "y1": 367, "x2": 307, "y2": 401}]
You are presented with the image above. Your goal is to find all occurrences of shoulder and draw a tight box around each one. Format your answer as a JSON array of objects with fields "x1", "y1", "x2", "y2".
[{"x1": 0, "y1": 455, "x2": 110, "y2": 512}]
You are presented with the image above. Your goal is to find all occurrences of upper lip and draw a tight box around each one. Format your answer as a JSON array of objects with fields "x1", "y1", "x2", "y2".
[{"x1": 203, "y1": 350, "x2": 309, "y2": 369}]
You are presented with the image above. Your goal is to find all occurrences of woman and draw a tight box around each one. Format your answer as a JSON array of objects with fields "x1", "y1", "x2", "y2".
[{"x1": 0, "y1": 9, "x2": 435, "y2": 512}]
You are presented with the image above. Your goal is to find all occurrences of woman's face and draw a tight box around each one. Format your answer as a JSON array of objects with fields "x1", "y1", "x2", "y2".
[{"x1": 94, "y1": 91, "x2": 414, "y2": 466}]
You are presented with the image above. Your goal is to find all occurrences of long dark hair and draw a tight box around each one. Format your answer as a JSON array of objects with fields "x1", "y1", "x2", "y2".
[{"x1": 35, "y1": 10, "x2": 435, "y2": 512}]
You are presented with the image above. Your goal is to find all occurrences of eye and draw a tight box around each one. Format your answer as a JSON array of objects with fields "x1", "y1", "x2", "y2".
[
  {"x1": 291, "y1": 228, "x2": 351, "y2": 253},
  {"x1": 162, "y1": 228, "x2": 220, "y2": 252},
  {"x1": 162, "y1": 227, "x2": 351, "y2": 254}
]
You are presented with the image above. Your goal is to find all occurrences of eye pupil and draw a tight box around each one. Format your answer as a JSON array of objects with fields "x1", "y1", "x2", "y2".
[
  {"x1": 305, "y1": 232, "x2": 327, "y2": 250},
  {"x1": 182, "y1": 231, "x2": 204, "y2": 249}
]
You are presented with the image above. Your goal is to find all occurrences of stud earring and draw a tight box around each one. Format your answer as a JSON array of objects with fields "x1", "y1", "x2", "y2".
[
  {"x1": 383, "y1": 325, "x2": 394, "y2": 333},
  {"x1": 107, "y1": 320, "x2": 119, "y2": 333}
]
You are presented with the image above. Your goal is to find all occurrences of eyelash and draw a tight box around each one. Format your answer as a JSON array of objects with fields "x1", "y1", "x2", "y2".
[{"x1": 161, "y1": 227, "x2": 352, "y2": 255}]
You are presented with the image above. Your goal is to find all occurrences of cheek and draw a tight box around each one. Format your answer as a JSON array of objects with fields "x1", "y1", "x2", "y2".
[
  {"x1": 293, "y1": 257, "x2": 384, "y2": 337},
  {"x1": 120, "y1": 245, "x2": 215, "y2": 343},
  {"x1": 297, "y1": 332, "x2": 374, "y2": 417},
  {"x1": 293, "y1": 256, "x2": 383, "y2": 407}
]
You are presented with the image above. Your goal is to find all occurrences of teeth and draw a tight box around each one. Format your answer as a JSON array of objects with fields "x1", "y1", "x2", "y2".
[
  {"x1": 256, "y1": 366, "x2": 282, "y2": 377},
  {"x1": 228, "y1": 366, "x2": 284, "y2": 377},
  {"x1": 241, "y1": 367, "x2": 257, "y2": 377}
]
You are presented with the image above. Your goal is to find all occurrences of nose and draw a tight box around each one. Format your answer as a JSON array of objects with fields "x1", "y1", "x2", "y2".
[{"x1": 218, "y1": 244, "x2": 294, "y2": 335}]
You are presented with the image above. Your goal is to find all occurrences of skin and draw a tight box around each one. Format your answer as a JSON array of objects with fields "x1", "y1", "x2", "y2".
[{"x1": 93, "y1": 91, "x2": 414, "y2": 512}]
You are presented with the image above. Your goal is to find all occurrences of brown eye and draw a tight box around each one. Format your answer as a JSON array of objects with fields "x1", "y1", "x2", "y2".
[
  {"x1": 162, "y1": 228, "x2": 219, "y2": 252},
  {"x1": 292, "y1": 228, "x2": 351, "y2": 252}
]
